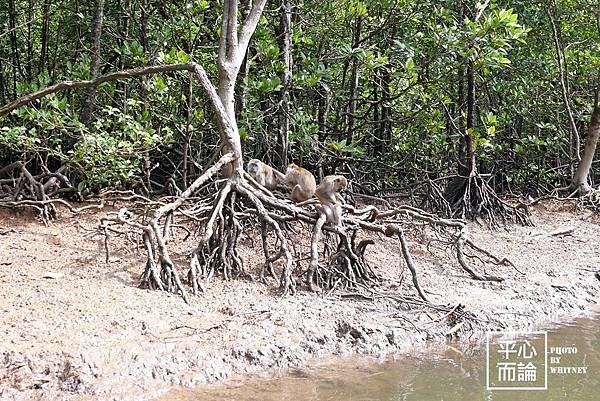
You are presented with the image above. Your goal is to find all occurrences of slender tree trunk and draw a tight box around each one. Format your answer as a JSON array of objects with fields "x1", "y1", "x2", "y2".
[
  {"x1": 278, "y1": 0, "x2": 292, "y2": 168},
  {"x1": 139, "y1": 0, "x2": 148, "y2": 109},
  {"x1": 8, "y1": 0, "x2": 22, "y2": 96},
  {"x1": 546, "y1": 3, "x2": 581, "y2": 173},
  {"x1": 458, "y1": 60, "x2": 477, "y2": 177},
  {"x1": 181, "y1": 3, "x2": 193, "y2": 188},
  {"x1": 346, "y1": 15, "x2": 362, "y2": 144},
  {"x1": 234, "y1": 0, "x2": 251, "y2": 121},
  {"x1": 317, "y1": 82, "x2": 329, "y2": 143},
  {"x1": 372, "y1": 65, "x2": 380, "y2": 133},
  {"x1": 235, "y1": 52, "x2": 249, "y2": 120},
  {"x1": 80, "y1": 0, "x2": 105, "y2": 124},
  {"x1": 183, "y1": 72, "x2": 193, "y2": 187},
  {"x1": 316, "y1": 82, "x2": 329, "y2": 179},
  {"x1": 572, "y1": 84, "x2": 600, "y2": 193},
  {"x1": 376, "y1": 64, "x2": 391, "y2": 154},
  {"x1": 0, "y1": 58, "x2": 6, "y2": 104},
  {"x1": 140, "y1": 0, "x2": 148, "y2": 51},
  {"x1": 27, "y1": 0, "x2": 35, "y2": 80},
  {"x1": 39, "y1": 0, "x2": 52, "y2": 72}
]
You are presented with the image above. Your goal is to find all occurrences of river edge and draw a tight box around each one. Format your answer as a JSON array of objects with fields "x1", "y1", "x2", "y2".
[
  {"x1": 1, "y1": 201, "x2": 599, "y2": 400},
  {"x1": 159, "y1": 309, "x2": 600, "y2": 401}
]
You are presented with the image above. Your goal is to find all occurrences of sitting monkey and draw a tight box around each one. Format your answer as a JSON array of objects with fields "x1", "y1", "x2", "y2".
[
  {"x1": 284, "y1": 163, "x2": 316, "y2": 202},
  {"x1": 315, "y1": 175, "x2": 348, "y2": 225},
  {"x1": 247, "y1": 159, "x2": 285, "y2": 190}
]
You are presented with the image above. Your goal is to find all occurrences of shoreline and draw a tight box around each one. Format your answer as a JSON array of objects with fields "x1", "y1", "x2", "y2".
[{"x1": 1, "y1": 201, "x2": 599, "y2": 401}]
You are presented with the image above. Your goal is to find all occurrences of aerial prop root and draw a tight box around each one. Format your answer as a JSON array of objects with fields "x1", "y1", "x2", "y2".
[
  {"x1": 579, "y1": 188, "x2": 600, "y2": 210},
  {"x1": 347, "y1": 204, "x2": 511, "y2": 298},
  {"x1": 102, "y1": 159, "x2": 512, "y2": 303},
  {"x1": 426, "y1": 175, "x2": 532, "y2": 228},
  {"x1": 0, "y1": 161, "x2": 77, "y2": 223}
]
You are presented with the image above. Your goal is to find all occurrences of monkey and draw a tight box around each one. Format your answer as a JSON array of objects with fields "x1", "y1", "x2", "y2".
[
  {"x1": 284, "y1": 163, "x2": 317, "y2": 202},
  {"x1": 315, "y1": 175, "x2": 348, "y2": 225},
  {"x1": 246, "y1": 159, "x2": 285, "y2": 190}
]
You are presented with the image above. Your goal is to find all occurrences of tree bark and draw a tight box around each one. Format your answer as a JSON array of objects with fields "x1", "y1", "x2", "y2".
[
  {"x1": 27, "y1": 0, "x2": 35, "y2": 80},
  {"x1": 80, "y1": 0, "x2": 105, "y2": 124},
  {"x1": 346, "y1": 15, "x2": 362, "y2": 144},
  {"x1": 39, "y1": 0, "x2": 52, "y2": 73},
  {"x1": 120, "y1": 0, "x2": 132, "y2": 111},
  {"x1": 458, "y1": 60, "x2": 476, "y2": 177},
  {"x1": 234, "y1": 0, "x2": 252, "y2": 120},
  {"x1": 217, "y1": 0, "x2": 268, "y2": 176},
  {"x1": 316, "y1": 82, "x2": 329, "y2": 143},
  {"x1": 0, "y1": 58, "x2": 6, "y2": 105},
  {"x1": 571, "y1": 84, "x2": 600, "y2": 193},
  {"x1": 138, "y1": 0, "x2": 149, "y2": 111},
  {"x1": 183, "y1": 72, "x2": 193, "y2": 187},
  {"x1": 278, "y1": 0, "x2": 292, "y2": 168},
  {"x1": 8, "y1": 0, "x2": 22, "y2": 97},
  {"x1": 316, "y1": 81, "x2": 329, "y2": 180},
  {"x1": 376, "y1": 64, "x2": 391, "y2": 154},
  {"x1": 546, "y1": 3, "x2": 581, "y2": 171}
]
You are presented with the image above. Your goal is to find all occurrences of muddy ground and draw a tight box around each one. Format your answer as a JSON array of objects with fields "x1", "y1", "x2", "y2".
[{"x1": 0, "y1": 201, "x2": 599, "y2": 400}]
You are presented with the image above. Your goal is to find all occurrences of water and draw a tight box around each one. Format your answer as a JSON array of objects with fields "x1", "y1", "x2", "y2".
[{"x1": 162, "y1": 313, "x2": 599, "y2": 401}]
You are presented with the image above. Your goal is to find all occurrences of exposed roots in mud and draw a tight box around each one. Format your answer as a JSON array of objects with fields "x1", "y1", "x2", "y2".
[
  {"x1": 101, "y1": 157, "x2": 513, "y2": 304},
  {"x1": 527, "y1": 185, "x2": 600, "y2": 212},
  {"x1": 424, "y1": 175, "x2": 533, "y2": 228},
  {"x1": 578, "y1": 188, "x2": 600, "y2": 211},
  {"x1": 0, "y1": 161, "x2": 73, "y2": 222},
  {"x1": 0, "y1": 161, "x2": 105, "y2": 223}
]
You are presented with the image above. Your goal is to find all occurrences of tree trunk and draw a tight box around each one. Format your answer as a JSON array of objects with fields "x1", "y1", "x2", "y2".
[
  {"x1": 235, "y1": 52, "x2": 250, "y2": 120},
  {"x1": 39, "y1": 0, "x2": 52, "y2": 73},
  {"x1": 183, "y1": 72, "x2": 193, "y2": 187},
  {"x1": 121, "y1": 0, "x2": 132, "y2": 111},
  {"x1": 27, "y1": 0, "x2": 35, "y2": 80},
  {"x1": 217, "y1": 0, "x2": 268, "y2": 175},
  {"x1": 317, "y1": 82, "x2": 329, "y2": 143},
  {"x1": 139, "y1": 0, "x2": 149, "y2": 109},
  {"x1": 316, "y1": 81, "x2": 329, "y2": 179},
  {"x1": 346, "y1": 15, "x2": 362, "y2": 144},
  {"x1": 234, "y1": 0, "x2": 252, "y2": 121},
  {"x1": 80, "y1": 0, "x2": 105, "y2": 124},
  {"x1": 8, "y1": 0, "x2": 22, "y2": 97},
  {"x1": 459, "y1": 60, "x2": 476, "y2": 177},
  {"x1": 277, "y1": 0, "x2": 292, "y2": 168},
  {"x1": 376, "y1": 64, "x2": 391, "y2": 154},
  {"x1": 572, "y1": 84, "x2": 600, "y2": 193},
  {"x1": 0, "y1": 58, "x2": 6, "y2": 105},
  {"x1": 372, "y1": 65, "x2": 380, "y2": 144},
  {"x1": 546, "y1": 3, "x2": 581, "y2": 172}
]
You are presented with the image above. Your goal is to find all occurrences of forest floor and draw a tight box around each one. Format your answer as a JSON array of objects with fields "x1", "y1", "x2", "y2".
[{"x1": 0, "y1": 200, "x2": 599, "y2": 401}]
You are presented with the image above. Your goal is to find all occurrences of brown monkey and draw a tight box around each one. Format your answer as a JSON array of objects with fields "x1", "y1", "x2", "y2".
[
  {"x1": 247, "y1": 159, "x2": 285, "y2": 190},
  {"x1": 284, "y1": 163, "x2": 317, "y2": 202},
  {"x1": 315, "y1": 175, "x2": 348, "y2": 225}
]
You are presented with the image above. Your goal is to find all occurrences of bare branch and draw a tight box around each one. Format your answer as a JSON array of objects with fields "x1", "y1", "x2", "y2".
[
  {"x1": 219, "y1": 0, "x2": 230, "y2": 67},
  {"x1": 1, "y1": 64, "x2": 189, "y2": 116},
  {"x1": 237, "y1": 0, "x2": 268, "y2": 64},
  {"x1": 0, "y1": 62, "x2": 241, "y2": 162},
  {"x1": 227, "y1": 0, "x2": 239, "y2": 59}
]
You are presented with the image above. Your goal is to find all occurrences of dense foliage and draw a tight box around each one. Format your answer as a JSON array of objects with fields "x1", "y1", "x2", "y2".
[{"x1": 0, "y1": 0, "x2": 598, "y2": 195}]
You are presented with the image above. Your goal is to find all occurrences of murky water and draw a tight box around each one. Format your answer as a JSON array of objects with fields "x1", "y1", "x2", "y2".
[{"x1": 163, "y1": 313, "x2": 599, "y2": 401}]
